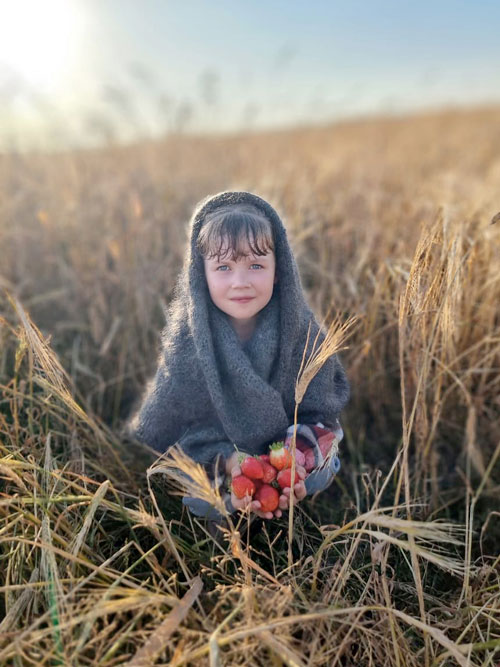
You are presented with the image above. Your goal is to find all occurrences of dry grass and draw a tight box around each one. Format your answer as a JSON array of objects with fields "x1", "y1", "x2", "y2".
[{"x1": 1, "y1": 106, "x2": 499, "y2": 665}]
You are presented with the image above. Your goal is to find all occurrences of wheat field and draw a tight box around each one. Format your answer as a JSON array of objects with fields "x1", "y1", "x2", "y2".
[{"x1": 0, "y1": 106, "x2": 499, "y2": 665}]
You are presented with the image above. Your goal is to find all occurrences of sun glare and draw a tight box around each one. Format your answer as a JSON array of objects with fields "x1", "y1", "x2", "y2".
[{"x1": 0, "y1": 0, "x2": 84, "y2": 91}]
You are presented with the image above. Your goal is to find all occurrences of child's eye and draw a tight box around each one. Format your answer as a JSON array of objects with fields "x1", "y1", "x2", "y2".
[
  {"x1": 250, "y1": 264, "x2": 263, "y2": 270},
  {"x1": 216, "y1": 265, "x2": 229, "y2": 271}
]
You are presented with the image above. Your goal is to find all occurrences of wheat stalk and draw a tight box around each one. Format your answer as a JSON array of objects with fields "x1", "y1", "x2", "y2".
[
  {"x1": 148, "y1": 444, "x2": 229, "y2": 518},
  {"x1": 288, "y1": 313, "x2": 358, "y2": 568},
  {"x1": 295, "y1": 314, "x2": 358, "y2": 405}
]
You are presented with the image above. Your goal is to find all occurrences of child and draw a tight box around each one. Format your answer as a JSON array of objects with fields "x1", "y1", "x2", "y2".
[{"x1": 128, "y1": 191, "x2": 349, "y2": 522}]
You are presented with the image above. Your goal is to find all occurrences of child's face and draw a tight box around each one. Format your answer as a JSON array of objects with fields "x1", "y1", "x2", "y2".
[{"x1": 203, "y1": 239, "x2": 277, "y2": 334}]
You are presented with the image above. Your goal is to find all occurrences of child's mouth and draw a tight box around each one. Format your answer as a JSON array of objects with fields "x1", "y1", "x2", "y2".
[{"x1": 231, "y1": 297, "x2": 254, "y2": 303}]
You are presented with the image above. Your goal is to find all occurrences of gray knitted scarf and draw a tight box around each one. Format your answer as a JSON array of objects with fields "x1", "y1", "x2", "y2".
[{"x1": 130, "y1": 191, "x2": 350, "y2": 469}]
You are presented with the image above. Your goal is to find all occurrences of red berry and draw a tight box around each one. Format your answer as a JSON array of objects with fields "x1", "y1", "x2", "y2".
[
  {"x1": 302, "y1": 449, "x2": 316, "y2": 472},
  {"x1": 231, "y1": 475, "x2": 255, "y2": 499},
  {"x1": 253, "y1": 479, "x2": 263, "y2": 492},
  {"x1": 294, "y1": 449, "x2": 306, "y2": 467},
  {"x1": 277, "y1": 468, "x2": 300, "y2": 489},
  {"x1": 269, "y1": 442, "x2": 292, "y2": 471},
  {"x1": 260, "y1": 454, "x2": 270, "y2": 464},
  {"x1": 261, "y1": 461, "x2": 277, "y2": 484},
  {"x1": 241, "y1": 456, "x2": 264, "y2": 480},
  {"x1": 254, "y1": 484, "x2": 279, "y2": 512}
]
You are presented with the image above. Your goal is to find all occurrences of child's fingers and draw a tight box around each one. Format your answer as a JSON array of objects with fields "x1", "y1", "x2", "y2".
[
  {"x1": 231, "y1": 492, "x2": 252, "y2": 510},
  {"x1": 294, "y1": 481, "x2": 307, "y2": 500},
  {"x1": 230, "y1": 465, "x2": 242, "y2": 478},
  {"x1": 249, "y1": 500, "x2": 273, "y2": 519},
  {"x1": 246, "y1": 485, "x2": 306, "y2": 516},
  {"x1": 290, "y1": 487, "x2": 306, "y2": 502},
  {"x1": 279, "y1": 495, "x2": 289, "y2": 510},
  {"x1": 230, "y1": 492, "x2": 241, "y2": 509},
  {"x1": 282, "y1": 484, "x2": 306, "y2": 502},
  {"x1": 293, "y1": 465, "x2": 306, "y2": 479}
]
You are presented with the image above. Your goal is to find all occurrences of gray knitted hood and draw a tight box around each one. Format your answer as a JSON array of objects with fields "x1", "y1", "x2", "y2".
[{"x1": 130, "y1": 191, "x2": 350, "y2": 466}]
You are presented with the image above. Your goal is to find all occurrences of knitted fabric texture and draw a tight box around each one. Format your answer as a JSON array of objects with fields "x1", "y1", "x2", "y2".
[{"x1": 128, "y1": 191, "x2": 350, "y2": 468}]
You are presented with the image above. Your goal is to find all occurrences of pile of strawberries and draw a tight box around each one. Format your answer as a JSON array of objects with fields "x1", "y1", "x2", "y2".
[{"x1": 231, "y1": 441, "x2": 304, "y2": 512}]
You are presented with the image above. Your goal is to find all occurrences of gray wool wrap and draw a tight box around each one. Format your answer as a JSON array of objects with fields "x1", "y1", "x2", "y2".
[{"x1": 129, "y1": 191, "x2": 350, "y2": 467}]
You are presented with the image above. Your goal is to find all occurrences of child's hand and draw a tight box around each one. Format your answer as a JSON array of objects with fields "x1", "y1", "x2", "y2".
[
  {"x1": 278, "y1": 466, "x2": 307, "y2": 511},
  {"x1": 249, "y1": 499, "x2": 283, "y2": 520},
  {"x1": 229, "y1": 462, "x2": 307, "y2": 520},
  {"x1": 229, "y1": 463, "x2": 283, "y2": 520},
  {"x1": 229, "y1": 462, "x2": 252, "y2": 512},
  {"x1": 225, "y1": 451, "x2": 241, "y2": 476},
  {"x1": 251, "y1": 464, "x2": 307, "y2": 518}
]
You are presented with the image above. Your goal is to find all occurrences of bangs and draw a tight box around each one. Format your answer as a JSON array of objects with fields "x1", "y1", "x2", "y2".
[{"x1": 197, "y1": 206, "x2": 274, "y2": 262}]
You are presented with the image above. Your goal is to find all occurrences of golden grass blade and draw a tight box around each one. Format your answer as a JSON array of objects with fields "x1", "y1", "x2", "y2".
[
  {"x1": 148, "y1": 444, "x2": 228, "y2": 517},
  {"x1": 358, "y1": 514, "x2": 465, "y2": 544},
  {"x1": 209, "y1": 635, "x2": 222, "y2": 667},
  {"x1": 257, "y1": 629, "x2": 307, "y2": 667},
  {"x1": 473, "y1": 439, "x2": 500, "y2": 502},
  {"x1": 435, "y1": 638, "x2": 500, "y2": 663},
  {"x1": 179, "y1": 604, "x2": 470, "y2": 666},
  {"x1": 312, "y1": 508, "x2": 467, "y2": 590},
  {"x1": 126, "y1": 576, "x2": 203, "y2": 667},
  {"x1": 5, "y1": 291, "x2": 134, "y2": 481},
  {"x1": 70, "y1": 480, "x2": 110, "y2": 559},
  {"x1": 0, "y1": 463, "x2": 29, "y2": 493},
  {"x1": 40, "y1": 512, "x2": 65, "y2": 659},
  {"x1": 289, "y1": 312, "x2": 358, "y2": 567},
  {"x1": 208, "y1": 599, "x2": 245, "y2": 667},
  {"x1": 229, "y1": 529, "x2": 285, "y2": 587},
  {"x1": 0, "y1": 541, "x2": 136, "y2": 662},
  {"x1": 146, "y1": 473, "x2": 196, "y2": 589},
  {"x1": 7, "y1": 293, "x2": 87, "y2": 422},
  {"x1": 295, "y1": 314, "x2": 358, "y2": 405},
  {"x1": 348, "y1": 529, "x2": 466, "y2": 575},
  {"x1": 0, "y1": 567, "x2": 39, "y2": 635},
  {"x1": 2, "y1": 590, "x2": 181, "y2": 660},
  {"x1": 295, "y1": 320, "x2": 312, "y2": 391}
]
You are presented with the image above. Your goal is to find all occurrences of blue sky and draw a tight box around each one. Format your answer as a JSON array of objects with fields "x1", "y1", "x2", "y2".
[{"x1": 1, "y1": 0, "x2": 500, "y2": 148}]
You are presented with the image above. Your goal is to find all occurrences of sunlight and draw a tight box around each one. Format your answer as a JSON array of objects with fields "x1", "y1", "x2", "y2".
[{"x1": 0, "y1": 0, "x2": 84, "y2": 91}]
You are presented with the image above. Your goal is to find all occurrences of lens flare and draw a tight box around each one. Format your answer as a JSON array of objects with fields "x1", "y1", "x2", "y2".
[{"x1": 0, "y1": 0, "x2": 84, "y2": 91}]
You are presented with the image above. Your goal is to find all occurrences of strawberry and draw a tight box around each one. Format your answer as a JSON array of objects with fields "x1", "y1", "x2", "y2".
[
  {"x1": 297, "y1": 446, "x2": 316, "y2": 472},
  {"x1": 277, "y1": 468, "x2": 300, "y2": 490},
  {"x1": 261, "y1": 460, "x2": 277, "y2": 484},
  {"x1": 260, "y1": 454, "x2": 271, "y2": 463},
  {"x1": 254, "y1": 484, "x2": 279, "y2": 512},
  {"x1": 269, "y1": 441, "x2": 292, "y2": 471},
  {"x1": 231, "y1": 475, "x2": 255, "y2": 499},
  {"x1": 294, "y1": 449, "x2": 306, "y2": 467},
  {"x1": 317, "y1": 429, "x2": 336, "y2": 459},
  {"x1": 304, "y1": 449, "x2": 316, "y2": 472},
  {"x1": 240, "y1": 456, "x2": 264, "y2": 480}
]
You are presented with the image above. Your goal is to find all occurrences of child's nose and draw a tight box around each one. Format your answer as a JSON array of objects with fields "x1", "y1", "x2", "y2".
[{"x1": 232, "y1": 269, "x2": 250, "y2": 286}]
